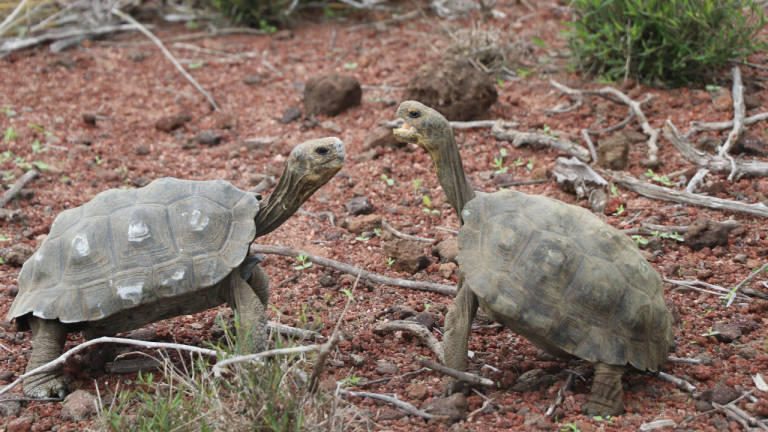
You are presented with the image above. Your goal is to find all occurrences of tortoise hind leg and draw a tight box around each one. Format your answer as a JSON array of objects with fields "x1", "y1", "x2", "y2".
[
  {"x1": 23, "y1": 317, "x2": 68, "y2": 398},
  {"x1": 226, "y1": 267, "x2": 269, "y2": 353},
  {"x1": 584, "y1": 362, "x2": 625, "y2": 416},
  {"x1": 442, "y1": 275, "x2": 478, "y2": 395}
]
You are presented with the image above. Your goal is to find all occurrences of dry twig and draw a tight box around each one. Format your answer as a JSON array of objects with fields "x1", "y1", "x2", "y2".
[
  {"x1": 0, "y1": 169, "x2": 38, "y2": 208},
  {"x1": 545, "y1": 373, "x2": 574, "y2": 416},
  {"x1": 686, "y1": 112, "x2": 768, "y2": 137},
  {"x1": 374, "y1": 320, "x2": 445, "y2": 362},
  {"x1": 382, "y1": 218, "x2": 436, "y2": 244},
  {"x1": 419, "y1": 357, "x2": 495, "y2": 388},
  {"x1": 726, "y1": 263, "x2": 768, "y2": 307},
  {"x1": 491, "y1": 122, "x2": 591, "y2": 162},
  {"x1": 250, "y1": 244, "x2": 457, "y2": 296},
  {"x1": 336, "y1": 387, "x2": 437, "y2": 420},
  {"x1": 110, "y1": 8, "x2": 221, "y2": 112},
  {"x1": 611, "y1": 171, "x2": 768, "y2": 218},
  {"x1": 658, "y1": 371, "x2": 696, "y2": 393}
]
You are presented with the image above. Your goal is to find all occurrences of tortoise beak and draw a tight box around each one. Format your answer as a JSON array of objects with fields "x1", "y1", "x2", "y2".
[{"x1": 393, "y1": 121, "x2": 420, "y2": 144}]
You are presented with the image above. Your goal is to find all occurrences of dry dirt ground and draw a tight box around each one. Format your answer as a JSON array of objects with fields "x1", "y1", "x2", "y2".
[{"x1": 1, "y1": 2, "x2": 768, "y2": 431}]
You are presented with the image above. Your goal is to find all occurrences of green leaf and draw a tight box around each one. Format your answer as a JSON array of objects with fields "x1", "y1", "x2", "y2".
[
  {"x1": 3, "y1": 126, "x2": 18, "y2": 142},
  {"x1": 343, "y1": 62, "x2": 358, "y2": 69}
]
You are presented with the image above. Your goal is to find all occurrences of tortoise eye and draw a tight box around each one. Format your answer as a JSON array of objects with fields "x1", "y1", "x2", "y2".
[
  {"x1": 315, "y1": 146, "x2": 329, "y2": 155},
  {"x1": 408, "y1": 111, "x2": 420, "y2": 119}
]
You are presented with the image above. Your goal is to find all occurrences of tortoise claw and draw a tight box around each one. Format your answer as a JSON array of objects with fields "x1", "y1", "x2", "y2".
[{"x1": 23, "y1": 373, "x2": 69, "y2": 400}]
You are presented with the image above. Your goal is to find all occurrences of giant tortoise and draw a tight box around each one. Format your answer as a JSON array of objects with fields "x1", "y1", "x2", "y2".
[
  {"x1": 8, "y1": 137, "x2": 345, "y2": 398},
  {"x1": 393, "y1": 100, "x2": 673, "y2": 416}
]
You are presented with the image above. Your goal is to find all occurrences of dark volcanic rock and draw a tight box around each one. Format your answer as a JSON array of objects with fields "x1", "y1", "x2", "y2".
[{"x1": 304, "y1": 74, "x2": 361, "y2": 116}]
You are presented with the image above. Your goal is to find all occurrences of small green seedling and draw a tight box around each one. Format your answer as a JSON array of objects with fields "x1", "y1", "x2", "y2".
[
  {"x1": 186, "y1": 20, "x2": 199, "y2": 30},
  {"x1": 339, "y1": 376, "x2": 363, "y2": 386},
  {"x1": 512, "y1": 157, "x2": 524, "y2": 167},
  {"x1": 385, "y1": 257, "x2": 395, "y2": 266},
  {"x1": 189, "y1": 61, "x2": 204, "y2": 69},
  {"x1": 644, "y1": 169, "x2": 673, "y2": 186},
  {"x1": 496, "y1": 77, "x2": 505, "y2": 88},
  {"x1": 531, "y1": 36, "x2": 547, "y2": 48},
  {"x1": 293, "y1": 254, "x2": 313, "y2": 270},
  {"x1": 411, "y1": 179, "x2": 423, "y2": 191},
  {"x1": 705, "y1": 84, "x2": 722, "y2": 92},
  {"x1": 0, "y1": 233, "x2": 10, "y2": 242},
  {"x1": 631, "y1": 235, "x2": 648, "y2": 247},
  {"x1": 31, "y1": 140, "x2": 47, "y2": 154},
  {"x1": 613, "y1": 204, "x2": 625, "y2": 216},
  {"x1": 651, "y1": 231, "x2": 684, "y2": 242},
  {"x1": 491, "y1": 148, "x2": 508, "y2": 173},
  {"x1": 561, "y1": 423, "x2": 581, "y2": 432},
  {"x1": 373, "y1": 228, "x2": 382, "y2": 237},
  {"x1": 94, "y1": 155, "x2": 103, "y2": 165},
  {"x1": 700, "y1": 327, "x2": 721, "y2": 337},
  {"x1": 31, "y1": 161, "x2": 50, "y2": 171},
  {"x1": 258, "y1": 19, "x2": 276, "y2": 33},
  {"x1": 14, "y1": 156, "x2": 31, "y2": 171},
  {"x1": 4, "y1": 126, "x2": 18, "y2": 142},
  {"x1": 381, "y1": 173, "x2": 395, "y2": 186},
  {"x1": 343, "y1": 62, "x2": 358, "y2": 69},
  {"x1": 2, "y1": 171, "x2": 15, "y2": 182},
  {"x1": 341, "y1": 288, "x2": 354, "y2": 301},
  {"x1": 526, "y1": 157, "x2": 535, "y2": 171},
  {"x1": 424, "y1": 302, "x2": 431, "y2": 311},
  {"x1": 355, "y1": 233, "x2": 371, "y2": 242},
  {"x1": 541, "y1": 125, "x2": 557, "y2": 137},
  {"x1": 28, "y1": 123, "x2": 52, "y2": 137},
  {"x1": 422, "y1": 195, "x2": 440, "y2": 215},
  {"x1": 3, "y1": 107, "x2": 16, "y2": 117},
  {"x1": 610, "y1": 183, "x2": 618, "y2": 197},
  {"x1": 0, "y1": 257, "x2": 5, "y2": 265}
]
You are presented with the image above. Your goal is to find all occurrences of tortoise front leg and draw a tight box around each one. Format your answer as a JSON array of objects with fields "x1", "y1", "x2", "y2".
[
  {"x1": 226, "y1": 268, "x2": 269, "y2": 353},
  {"x1": 584, "y1": 362, "x2": 625, "y2": 416},
  {"x1": 442, "y1": 276, "x2": 478, "y2": 395},
  {"x1": 23, "y1": 317, "x2": 68, "y2": 398}
]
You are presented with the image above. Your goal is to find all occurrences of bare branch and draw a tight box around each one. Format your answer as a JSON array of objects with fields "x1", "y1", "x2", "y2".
[
  {"x1": 382, "y1": 218, "x2": 436, "y2": 244},
  {"x1": 336, "y1": 387, "x2": 438, "y2": 420},
  {"x1": 686, "y1": 112, "x2": 768, "y2": 137},
  {"x1": 110, "y1": 8, "x2": 221, "y2": 112},
  {"x1": 374, "y1": 320, "x2": 445, "y2": 362},
  {"x1": 491, "y1": 122, "x2": 591, "y2": 162},
  {"x1": 658, "y1": 371, "x2": 696, "y2": 393},
  {"x1": 212, "y1": 345, "x2": 323, "y2": 376},
  {"x1": 250, "y1": 244, "x2": 457, "y2": 296},
  {"x1": 0, "y1": 169, "x2": 38, "y2": 209},
  {"x1": 546, "y1": 373, "x2": 574, "y2": 416},
  {"x1": 419, "y1": 357, "x2": 495, "y2": 388},
  {"x1": 611, "y1": 172, "x2": 768, "y2": 218},
  {"x1": 726, "y1": 263, "x2": 768, "y2": 307}
]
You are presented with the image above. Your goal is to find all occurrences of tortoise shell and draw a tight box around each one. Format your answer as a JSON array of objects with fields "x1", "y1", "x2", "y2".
[
  {"x1": 9, "y1": 178, "x2": 259, "y2": 325},
  {"x1": 457, "y1": 190, "x2": 673, "y2": 371}
]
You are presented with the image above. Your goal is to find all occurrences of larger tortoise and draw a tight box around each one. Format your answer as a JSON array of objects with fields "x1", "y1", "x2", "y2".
[
  {"x1": 8, "y1": 137, "x2": 345, "y2": 398},
  {"x1": 393, "y1": 101, "x2": 673, "y2": 416}
]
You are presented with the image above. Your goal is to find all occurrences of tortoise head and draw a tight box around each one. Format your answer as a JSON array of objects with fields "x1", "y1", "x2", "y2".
[
  {"x1": 254, "y1": 137, "x2": 345, "y2": 237},
  {"x1": 393, "y1": 100, "x2": 453, "y2": 158}
]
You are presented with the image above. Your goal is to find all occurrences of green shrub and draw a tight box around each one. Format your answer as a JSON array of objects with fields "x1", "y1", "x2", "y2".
[{"x1": 567, "y1": 0, "x2": 767, "y2": 85}]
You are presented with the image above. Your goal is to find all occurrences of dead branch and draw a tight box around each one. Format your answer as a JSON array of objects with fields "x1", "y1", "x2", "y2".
[
  {"x1": 622, "y1": 220, "x2": 741, "y2": 236},
  {"x1": 250, "y1": 244, "x2": 457, "y2": 296},
  {"x1": 664, "y1": 278, "x2": 751, "y2": 302},
  {"x1": 668, "y1": 356, "x2": 713, "y2": 366},
  {"x1": 336, "y1": 387, "x2": 438, "y2": 420},
  {"x1": 110, "y1": 8, "x2": 221, "y2": 112},
  {"x1": 268, "y1": 322, "x2": 324, "y2": 340},
  {"x1": 726, "y1": 263, "x2": 768, "y2": 307},
  {"x1": 491, "y1": 122, "x2": 591, "y2": 162},
  {"x1": 0, "y1": 0, "x2": 29, "y2": 36},
  {"x1": 658, "y1": 371, "x2": 696, "y2": 393},
  {"x1": 297, "y1": 208, "x2": 335, "y2": 227},
  {"x1": 586, "y1": 111, "x2": 636, "y2": 135},
  {"x1": 211, "y1": 344, "x2": 323, "y2": 376},
  {"x1": 1, "y1": 24, "x2": 140, "y2": 53},
  {"x1": 686, "y1": 112, "x2": 768, "y2": 137},
  {"x1": 382, "y1": 218, "x2": 436, "y2": 244},
  {"x1": 419, "y1": 357, "x2": 495, "y2": 388},
  {"x1": 384, "y1": 118, "x2": 519, "y2": 130},
  {"x1": 611, "y1": 171, "x2": 768, "y2": 218},
  {"x1": 309, "y1": 275, "x2": 359, "y2": 392},
  {"x1": 545, "y1": 373, "x2": 574, "y2": 416},
  {"x1": 551, "y1": 156, "x2": 608, "y2": 198},
  {"x1": 713, "y1": 400, "x2": 767, "y2": 431},
  {"x1": 581, "y1": 129, "x2": 598, "y2": 164},
  {"x1": 374, "y1": 320, "x2": 445, "y2": 362},
  {"x1": 667, "y1": 118, "x2": 768, "y2": 181},
  {"x1": 0, "y1": 169, "x2": 39, "y2": 208},
  {"x1": 0, "y1": 336, "x2": 219, "y2": 397},
  {"x1": 687, "y1": 67, "x2": 744, "y2": 191},
  {"x1": 435, "y1": 226, "x2": 459, "y2": 235},
  {"x1": 550, "y1": 80, "x2": 660, "y2": 166}
]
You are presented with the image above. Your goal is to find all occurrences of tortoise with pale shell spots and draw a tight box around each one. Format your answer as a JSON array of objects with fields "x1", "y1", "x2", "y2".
[{"x1": 8, "y1": 137, "x2": 344, "y2": 398}]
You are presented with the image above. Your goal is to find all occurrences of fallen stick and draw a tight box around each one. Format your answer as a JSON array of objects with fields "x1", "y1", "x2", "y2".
[
  {"x1": 0, "y1": 0, "x2": 29, "y2": 36},
  {"x1": 686, "y1": 112, "x2": 768, "y2": 137},
  {"x1": 250, "y1": 244, "x2": 457, "y2": 296},
  {"x1": 491, "y1": 122, "x2": 591, "y2": 162},
  {"x1": 658, "y1": 371, "x2": 696, "y2": 393},
  {"x1": 622, "y1": 220, "x2": 741, "y2": 236},
  {"x1": 268, "y1": 322, "x2": 324, "y2": 340},
  {"x1": 382, "y1": 218, "x2": 436, "y2": 244},
  {"x1": 550, "y1": 80, "x2": 660, "y2": 166},
  {"x1": 726, "y1": 263, "x2": 768, "y2": 307},
  {"x1": 419, "y1": 357, "x2": 495, "y2": 388},
  {"x1": 664, "y1": 121, "x2": 768, "y2": 179},
  {"x1": 336, "y1": 387, "x2": 437, "y2": 420},
  {"x1": 1, "y1": 24, "x2": 140, "y2": 53},
  {"x1": 211, "y1": 344, "x2": 322, "y2": 376},
  {"x1": 374, "y1": 320, "x2": 445, "y2": 362},
  {"x1": 611, "y1": 172, "x2": 768, "y2": 218},
  {"x1": 0, "y1": 169, "x2": 39, "y2": 208},
  {"x1": 110, "y1": 8, "x2": 221, "y2": 112},
  {"x1": 687, "y1": 67, "x2": 744, "y2": 191},
  {"x1": 545, "y1": 373, "x2": 574, "y2": 416}
]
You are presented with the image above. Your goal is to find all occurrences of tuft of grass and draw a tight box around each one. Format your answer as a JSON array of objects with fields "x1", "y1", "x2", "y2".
[
  {"x1": 96, "y1": 316, "x2": 365, "y2": 431},
  {"x1": 567, "y1": 0, "x2": 767, "y2": 85}
]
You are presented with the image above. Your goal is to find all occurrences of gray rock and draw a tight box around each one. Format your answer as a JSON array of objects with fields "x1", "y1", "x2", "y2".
[
  {"x1": 196, "y1": 130, "x2": 223, "y2": 146},
  {"x1": 320, "y1": 120, "x2": 342, "y2": 134},
  {"x1": 350, "y1": 353, "x2": 365, "y2": 367},
  {"x1": 712, "y1": 322, "x2": 742, "y2": 343},
  {"x1": 242, "y1": 74, "x2": 262, "y2": 85},
  {"x1": 155, "y1": 113, "x2": 191, "y2": 132},
  {"x1": 318, "y1": 274, "x2": 337, "y2": 287},
  {"x1": 432, "y1": 238, "x2": 459, "y2": 263},
  {"x1": 733, "y1": 254, "x2": 748, "y2": 264},
  {"x1": 382, "y1": 235, "x2": 430, "y2": 274},
  {"x1": 597, "y1": 132, "x2": 631, "y2": 170},
  {"x1": 408, "y1": 311, "x2": 439, "y2": 330},
  {"x1": 0, "y1": 243, "x2": 35, "y2": 267},
  {"x1": 345, "y1": 197, "x2": 373, "y2": 215},
  {"x1": 304, "y1": 74, "x2": 361, "y2": 116},
  {"x1": 60, "y1": 390, "x2": 97, "y2": 421},
  {"x1": 362, "y1": 126, "x2": 400, "y2": 150},
  {"x1": 375, "y1": 359, "x2": 398, "y2": 375},
  {"x1": 702, "y1": 384, "x2": 740, "y2": 405},
  {"x1": 280, "y1": 107, "x2": 302, "y2": 124}
]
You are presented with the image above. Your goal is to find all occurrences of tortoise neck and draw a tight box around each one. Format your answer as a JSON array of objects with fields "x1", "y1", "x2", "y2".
[
  {"x1": 253, "y1": 167, "x2": 314, "y2": 237},
  {"x1": 430, "y1": 133, "x2": 475, "y2": 224}
]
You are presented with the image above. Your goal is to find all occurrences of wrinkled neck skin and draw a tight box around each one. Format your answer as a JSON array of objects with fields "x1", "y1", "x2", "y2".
[
  {"x1": 425, "y1": 131, "x2": 475, "y2": 225},
  {"x1": 253, "y1": 167, "x2": 319, "y2": 237}
]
